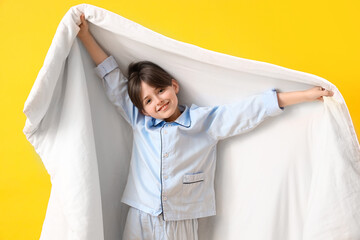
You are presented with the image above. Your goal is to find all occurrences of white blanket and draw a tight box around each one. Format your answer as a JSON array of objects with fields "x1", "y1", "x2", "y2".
[{"x1": 23, "y1": 3, "x2": 360, "y2": 240}]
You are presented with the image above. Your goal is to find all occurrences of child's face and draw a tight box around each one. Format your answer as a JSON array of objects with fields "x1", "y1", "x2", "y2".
[{"x1": 140, "y1": 79, "x2": 181, "y2": 122}]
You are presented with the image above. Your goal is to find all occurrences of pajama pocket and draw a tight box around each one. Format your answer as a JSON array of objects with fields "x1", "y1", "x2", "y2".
[{"x1": 182, "y1": 172, "x2": 205, "y2": 204}]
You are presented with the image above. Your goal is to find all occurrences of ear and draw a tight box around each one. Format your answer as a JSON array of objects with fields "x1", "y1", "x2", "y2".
[{"x1": 171, "y1": 79, "x2": 180, "y2": 94}]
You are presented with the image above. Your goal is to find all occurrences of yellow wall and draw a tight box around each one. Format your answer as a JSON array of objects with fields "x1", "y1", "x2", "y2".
[{"x1": 1, "y1": 0, "x2": 359, "y2": 238}]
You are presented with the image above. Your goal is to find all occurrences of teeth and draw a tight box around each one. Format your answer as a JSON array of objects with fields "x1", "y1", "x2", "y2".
[{"x1": 159, "y1": 102, "x2": 168, "y2": 111}]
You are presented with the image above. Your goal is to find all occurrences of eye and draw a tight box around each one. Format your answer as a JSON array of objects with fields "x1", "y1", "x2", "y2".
[
  {"x1": 159, "y1": 88, "x2": 165, "y2": 93},
  {"x1": 145, "y1": 99, "x2": 151, "y2": 104}
]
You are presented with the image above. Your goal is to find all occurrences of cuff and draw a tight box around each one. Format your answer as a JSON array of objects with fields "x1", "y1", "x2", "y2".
[
  {"x1": 94, "y1": 55, "x2": 119, "y2": 79},
  {"x1": 263, "y1": 88, "x2": 284, "y2": 117}
]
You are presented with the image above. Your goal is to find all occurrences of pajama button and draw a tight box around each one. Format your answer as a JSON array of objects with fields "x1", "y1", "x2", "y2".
[
  {"x1": 164, "y1": 130, "x2": 168, "y2": 134},
  {"x1": 163, "y1": 196, "x2": 167, "y2": 201},
  {"x1": 164, "y1": 176, "x2": 168, "y2": 180},
  {"x1": 163, "y1": 153, "x2": 168, "y2": 158}
]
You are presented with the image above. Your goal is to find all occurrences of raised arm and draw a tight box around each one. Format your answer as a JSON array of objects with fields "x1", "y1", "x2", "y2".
[
  {"x1": 205, "y1": 86, "x2": 334, "y2": 141},
  {"x1": 77, "y1": 14, "x2": 108, "y2": 65},
  {"x1": 76, "y1": 13, "x2": 141, "y2": 127},
  {"x1": 277, "y1": 86, "x2": 334, "y2": 108}
]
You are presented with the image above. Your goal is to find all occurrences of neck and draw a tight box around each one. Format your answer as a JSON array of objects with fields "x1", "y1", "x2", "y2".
[{"x1": 165, "y1": 107, "x2": 181, "y2": 122}]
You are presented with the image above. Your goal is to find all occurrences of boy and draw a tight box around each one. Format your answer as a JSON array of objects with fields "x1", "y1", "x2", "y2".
[{"x1": 77, "y1": 14, "x2": 333, "y2": 240}]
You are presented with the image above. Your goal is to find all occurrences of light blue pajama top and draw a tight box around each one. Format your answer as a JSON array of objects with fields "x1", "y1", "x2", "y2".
[{"x1": 94, "y1": 55, "x2": 284, "y2": 221}]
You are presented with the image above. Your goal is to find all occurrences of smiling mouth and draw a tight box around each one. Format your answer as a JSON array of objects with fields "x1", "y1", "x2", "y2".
[{"x1": 158, "y1": 102, "x2": 169, "y2": 112}]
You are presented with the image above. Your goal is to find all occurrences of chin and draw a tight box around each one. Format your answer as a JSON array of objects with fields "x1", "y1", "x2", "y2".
[{"x1": 161, "y1": 111, "x2": 175, "y2": 120}]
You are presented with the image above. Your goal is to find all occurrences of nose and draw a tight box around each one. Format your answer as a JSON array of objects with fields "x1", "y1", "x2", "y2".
[{"x1": 154, "y1": 95, "x2": 164, "y2": 105}]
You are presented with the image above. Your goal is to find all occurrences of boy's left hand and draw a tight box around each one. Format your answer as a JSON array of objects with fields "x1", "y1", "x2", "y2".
[{"x1": 305, "y1": 86, "x2": 334, "y2": 102}]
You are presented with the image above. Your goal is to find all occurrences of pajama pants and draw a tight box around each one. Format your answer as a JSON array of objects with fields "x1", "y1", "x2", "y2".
[{"x1": 122, "y1": 207, "x2": 199, "y2": 240}]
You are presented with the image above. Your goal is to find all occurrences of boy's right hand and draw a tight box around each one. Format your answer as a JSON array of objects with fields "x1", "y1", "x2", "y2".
[
  {"x1": 77, "y1": 13, "x2": 90, "y2": 40},
  {"x1": 75, "y1": 13, "x2": 108, "y2": 66}
]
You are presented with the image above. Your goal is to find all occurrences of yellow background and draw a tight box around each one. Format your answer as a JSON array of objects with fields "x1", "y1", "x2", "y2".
[{"x1": 1, "y1": 0, "x2": 359, "y2": 239}]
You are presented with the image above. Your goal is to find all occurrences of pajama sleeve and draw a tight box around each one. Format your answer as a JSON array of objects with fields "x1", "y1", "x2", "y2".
[
  {"x1": 206, "y1": 88, "x2": 284, "y2": 141},
  {"x1": 94, "y1": 55, "x2": 140, "y2": 127}
]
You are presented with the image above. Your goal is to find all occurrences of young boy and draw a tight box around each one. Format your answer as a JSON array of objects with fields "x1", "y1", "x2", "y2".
[{"x1": 77, "y1": 14, "x2": 333, "y2": 240}]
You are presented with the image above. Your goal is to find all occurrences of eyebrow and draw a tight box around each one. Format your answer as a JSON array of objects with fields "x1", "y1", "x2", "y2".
[
  {"x1": 142, "y1": 87, "x2": 161, "y2": 101},
  {"x1": 143, "y1": 93, "x2": 152, "y2": 101},
  {"x1": 143, "y1": 96, "x2": 149, "y2": 102}
]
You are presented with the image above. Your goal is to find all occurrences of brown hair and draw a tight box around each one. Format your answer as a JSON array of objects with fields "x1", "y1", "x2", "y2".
[{"x1": 127, "y1": 61, "x2": 175, "y2": 113}]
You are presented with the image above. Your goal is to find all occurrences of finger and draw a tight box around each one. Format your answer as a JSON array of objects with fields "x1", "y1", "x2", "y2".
[
  {"x1": 81, "y1": 14, "x2": 87, "y2": 24},
  {"x1": 83, "y1": 16, "x2": 88, "y2": 26},
  {"x1": 322, "y1": 90, "x2": 334, "y2": 97}
]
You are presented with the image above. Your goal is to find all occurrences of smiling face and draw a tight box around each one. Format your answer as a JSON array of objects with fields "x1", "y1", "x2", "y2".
[{"x1": 140, "y1": 79, "x2": 181, "y2": 122}]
